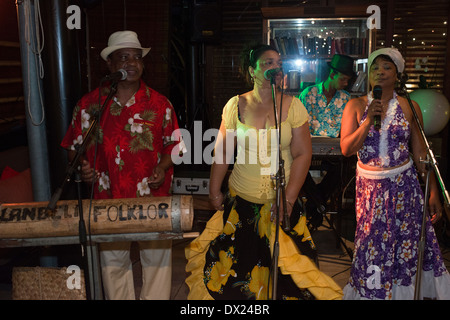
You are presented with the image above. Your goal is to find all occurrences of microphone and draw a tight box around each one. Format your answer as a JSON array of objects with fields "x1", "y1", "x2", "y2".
[
  {"x1": 373, "y1": 85, "x2": 382, "y2": 130},
  {"x1": 264, "y1": 68, "x2": 283, "y2": 81},
  {"x1": 102, "y1": 69, "x2": 127, "y2": 82}
]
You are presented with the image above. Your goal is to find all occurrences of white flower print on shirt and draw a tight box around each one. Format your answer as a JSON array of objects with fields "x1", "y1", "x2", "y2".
[
  {"x1": 334, "y1": 98, "x2": 343, "y2": 108},
  {"x1": 71, "y1": 135, "x2": 83, "y2": 150},
  {"x1": 165, "y1": 108, "x2": 171, "y2": 121},
  {"x1": 137, "y1": 177, "x2": 150, "y2": 197},
  {"x1": 115, "y1": 145, "x2": 124, "y2": 170},
  {"x1": 128, "y1": 113, "x2": 144, "y2": 134},
  {"x1": 318, "y1": 99, "x2": 326, "y2": 108},
  {"x1": 311, "y1": 119, "x2": 320, "y2": 130},
  {"x1": 98, "y1": 172, "x2": 110, "y2": 192},
  {"x1": 81, "y1": 109, "x2": 90, "y2": 130}
]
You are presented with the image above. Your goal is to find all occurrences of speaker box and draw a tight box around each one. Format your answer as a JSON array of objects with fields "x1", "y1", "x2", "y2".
[{"x1": 190, "y1": 0, "x2": 222, "y2": 43}]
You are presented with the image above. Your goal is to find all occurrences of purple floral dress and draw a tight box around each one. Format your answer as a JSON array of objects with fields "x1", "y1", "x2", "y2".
[{"x1": 343, "y1": 92, "x2": 450, "y2": 300}]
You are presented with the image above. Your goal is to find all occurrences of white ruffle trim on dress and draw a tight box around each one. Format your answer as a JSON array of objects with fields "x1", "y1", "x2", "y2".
[{"x1": 343, "y1": 270, "x2": 450, "y2": 300}]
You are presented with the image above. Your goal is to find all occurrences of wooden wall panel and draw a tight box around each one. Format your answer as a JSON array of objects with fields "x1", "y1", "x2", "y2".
[
  {"x1": 205, "y1": 1, "x2": 264, "y2": 129},
  {"x1": 0, "y1": 2, "x2": 24, "y2": 128},
  {"x1": 375, "y1": 0, "x2": 449, "y2": 92}
]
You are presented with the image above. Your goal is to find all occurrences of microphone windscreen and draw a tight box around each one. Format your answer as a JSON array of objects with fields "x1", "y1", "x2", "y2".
[
  {"x1": 373, "y1": 85, "x2": 382, "y2": 100},
  {"x1": 264, "y1": 68, "x2": 282, "y2": 80}
]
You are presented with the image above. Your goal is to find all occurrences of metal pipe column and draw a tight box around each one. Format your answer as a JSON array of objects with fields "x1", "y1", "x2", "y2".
[
  {"x1": 16, "y1": 0, "x2": 52, "y2": 202},
  {"x1": 40, "y1": 0, "x2": 82, "y2": 200}
]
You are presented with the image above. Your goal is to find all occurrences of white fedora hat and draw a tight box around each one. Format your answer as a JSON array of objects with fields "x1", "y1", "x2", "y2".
[{"x1": 100, "y1": 30, "x2": 151, "y2": 61}]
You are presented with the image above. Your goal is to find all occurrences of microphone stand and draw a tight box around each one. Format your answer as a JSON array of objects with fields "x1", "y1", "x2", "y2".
[
  {"x1": 45, "y1": 80, "x2": 119, "y2": 300},
  {"x1": 398, "y1": 77, "x2": 450, "y2": 300},
  {"x1": 269, "y1": 74, "x2": 289, "y2": 300}
]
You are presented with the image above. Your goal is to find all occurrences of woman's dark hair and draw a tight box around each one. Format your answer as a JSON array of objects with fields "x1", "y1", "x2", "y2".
[{"x1": 239, "y1": 42, "x2": 279, "y2": 86}]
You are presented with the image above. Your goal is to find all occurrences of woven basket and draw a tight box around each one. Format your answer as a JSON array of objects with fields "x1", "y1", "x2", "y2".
[{"x1": 12, "y1": 267, "x2": 86, "y2": 300}]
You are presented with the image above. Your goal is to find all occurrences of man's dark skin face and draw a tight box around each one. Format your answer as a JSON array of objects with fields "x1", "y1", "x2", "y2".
[
  {"x1": 106, "y1": 47, "x2": 145, "y2": 106},
  {"x1": 107, "y1": 48, "x2": 144, "y2": 87}
]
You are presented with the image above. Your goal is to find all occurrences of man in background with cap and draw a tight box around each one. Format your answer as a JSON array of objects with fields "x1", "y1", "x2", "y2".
[
  {"x1": 61, "y1": 31, "x2": 180, "y2": 299},
  {"x1": 299, "y1": 54, "x2": 354, "y2": 138},
  {"x1": 297, "y1": 54, "x2": 354, "y2": 228}
]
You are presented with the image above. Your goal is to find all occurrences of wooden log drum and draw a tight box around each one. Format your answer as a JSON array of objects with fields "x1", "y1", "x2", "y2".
[{"x1": 0, "y1": 195, "x2": 194, "y2": 239}]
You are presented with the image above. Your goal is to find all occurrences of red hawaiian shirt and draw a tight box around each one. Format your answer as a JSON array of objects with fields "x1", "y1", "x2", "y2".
[{"x1": 61, "y1": 80, "x2": 179, "y2": 199}]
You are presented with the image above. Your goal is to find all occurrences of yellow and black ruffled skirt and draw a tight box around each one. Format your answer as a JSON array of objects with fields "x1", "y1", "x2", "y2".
[{"x1": 185, "y1": 190, "x2": 343, "y2": 300}]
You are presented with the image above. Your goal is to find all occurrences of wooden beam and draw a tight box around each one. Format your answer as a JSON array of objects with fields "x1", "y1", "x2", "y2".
[
  {"x1": 0, "y1": 61, "x2": 21, "y2": 67},
  {"x1": 0, "y1": 41, "x2": 20, "y2": 48},
  {"x1": 0, "y1": 77, "x2": 22, "y2": 84},
  {"x1": 0, "y1": 97, "x2": 24, "y2": 104}
]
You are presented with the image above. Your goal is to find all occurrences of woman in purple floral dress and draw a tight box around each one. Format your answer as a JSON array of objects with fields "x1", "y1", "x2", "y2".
[{"x1": 340, "y1": 47, "x2": 450, "y2": 299}]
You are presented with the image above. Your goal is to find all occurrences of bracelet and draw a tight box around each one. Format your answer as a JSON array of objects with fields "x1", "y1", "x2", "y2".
[
  {"x1": 286, "y1": 199, "x2": 294, "y2": 208},
  {"x1": 209, "y1": 194, "x2": 221, "y2": 201}
]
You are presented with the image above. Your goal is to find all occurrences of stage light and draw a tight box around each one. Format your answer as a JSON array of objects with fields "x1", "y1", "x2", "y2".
[{"x1": 294, "y1": 59, "x2": 304, "y2": 68}]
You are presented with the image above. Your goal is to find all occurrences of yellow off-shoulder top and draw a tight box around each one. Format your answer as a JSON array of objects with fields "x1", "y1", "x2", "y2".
[{"x1": 222, "y1": 95, "x2": 308, "y2": 204}]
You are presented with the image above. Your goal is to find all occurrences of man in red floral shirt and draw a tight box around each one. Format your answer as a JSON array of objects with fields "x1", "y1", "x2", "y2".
[{"x1": 61, "y1": 31, "x2": 179, "y2": 299}]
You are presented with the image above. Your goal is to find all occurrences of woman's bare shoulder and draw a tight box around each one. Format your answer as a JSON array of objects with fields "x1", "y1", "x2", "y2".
[{"x1": 345, "y1": 95, "x2": 367, "y2": 113}]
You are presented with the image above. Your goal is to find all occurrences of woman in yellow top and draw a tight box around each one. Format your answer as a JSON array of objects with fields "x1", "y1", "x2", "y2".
[{"x1": 185, "y1": 43, "x2": 342, "y2": 300}]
